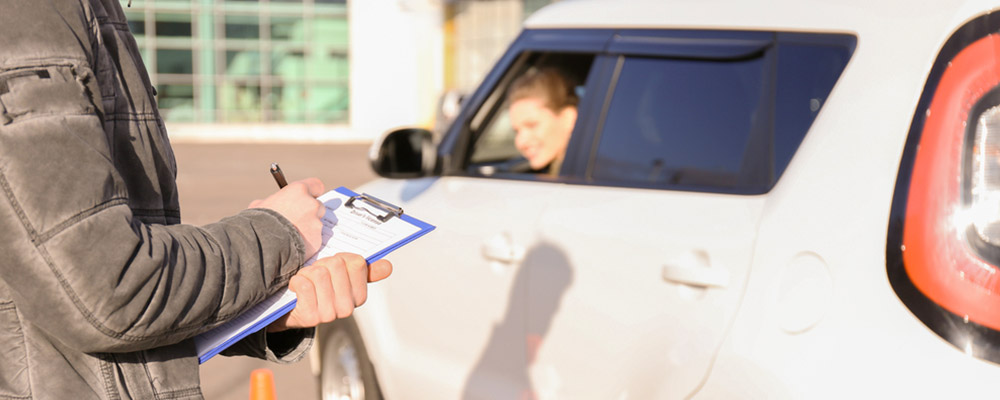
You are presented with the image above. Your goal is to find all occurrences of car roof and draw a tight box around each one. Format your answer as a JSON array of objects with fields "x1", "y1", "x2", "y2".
[{"x1": 525, "y1": 0, "x2": 997, "y2": 37}]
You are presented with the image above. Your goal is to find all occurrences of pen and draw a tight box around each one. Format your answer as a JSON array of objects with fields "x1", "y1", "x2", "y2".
[{"x1": 270, "y1": 163, "x2": 288, "y2": 188}]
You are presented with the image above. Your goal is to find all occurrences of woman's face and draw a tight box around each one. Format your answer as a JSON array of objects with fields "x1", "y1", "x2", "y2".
[{"x1": 509, "y1": 97, "x2": 577, "y2": 170}]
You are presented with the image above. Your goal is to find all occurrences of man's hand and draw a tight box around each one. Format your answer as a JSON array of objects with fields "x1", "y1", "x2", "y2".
[
  {"x1": 248, "y1": 178, "x2": 326, "y2": 259},
  {"x1": 267, "y1": 253, "x2": 393, "y2": 332}
]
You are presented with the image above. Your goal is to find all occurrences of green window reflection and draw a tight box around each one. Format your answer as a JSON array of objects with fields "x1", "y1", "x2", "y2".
[
  {"x1": 125, "y1": 13, "x2": 145, "y2": 35},
  {"x1": 157, "y1": 84, "x2": 195, "y2": 122},
  {"x1": 155, "y1": 14, "x2": 192, "y2": 37},
  {"x1": 219, "y1": 81, "x2": 262, "y2": 122},
  {"x1": 225, "y1": 15, "x2": 260, "y2": 39},
  {"x1": 270, "y1": 16, "x2": 304, "y2": 43},
  {"x1": 226, "y1": 50, "x2": 262, "y2": 76},
  {"x1": 157, "y1": 49, "x2": 193, "y2": 75},
  {"x1": 127, "y1": 2, "x2": 348, "y2": 124}
]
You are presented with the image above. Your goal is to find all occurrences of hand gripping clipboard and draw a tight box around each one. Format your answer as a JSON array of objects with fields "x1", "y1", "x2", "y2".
[{"x1": 194, "y1": 187, "x2": 435, "y2": 363}]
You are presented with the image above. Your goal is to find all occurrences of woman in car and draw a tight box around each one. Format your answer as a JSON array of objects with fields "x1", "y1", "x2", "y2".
[{"x1": 507, "y1": 67, "x2": 579, "y2": 175}]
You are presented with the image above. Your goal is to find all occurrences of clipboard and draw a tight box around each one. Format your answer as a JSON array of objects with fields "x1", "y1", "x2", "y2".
[{"x1": 193, "y1": 187, "x2": 435, "y2": 363}]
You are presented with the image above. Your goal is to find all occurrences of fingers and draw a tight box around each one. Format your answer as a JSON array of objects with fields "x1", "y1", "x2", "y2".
[
  {"x1": 288, "y1": 275, "x2": 318, "y2": 326},
  {"x1": 299, "y1": 264, "x2": 338, "y2": 322},
  {"x1": 339, "y1": 253, "x2": 371, "y2": 307},
  {"x1": 329, "y1": 257, "x2": 360, "y2": 317},
  {"x1": 247, "y1": 177, "x2": 327, "y2": 257},
  {"x1": 267, "y1": 254, "x2": 393, "y2": 332},
  {"x1": 296, "y1": 177, "x2": 325, "y2": 198},
  {"x1": 368, "y1": 259, "x2": 393, "y2": 283}
]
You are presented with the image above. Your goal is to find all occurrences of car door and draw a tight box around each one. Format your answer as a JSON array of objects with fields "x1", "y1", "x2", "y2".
[
  {"x1": 524, "y1": 31, "x2": 855, "y2": 398},
  {"x1": 357, "y1": 176, "x2": 556, "y2": 399},
  {"x1": 356, "y1": 31, "x2": 611, "y2": 399}
]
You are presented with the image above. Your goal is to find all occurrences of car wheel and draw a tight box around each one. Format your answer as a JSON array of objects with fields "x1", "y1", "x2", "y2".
[{"x1": 317, "y1": 318, "x2": 381, "y2": 400}]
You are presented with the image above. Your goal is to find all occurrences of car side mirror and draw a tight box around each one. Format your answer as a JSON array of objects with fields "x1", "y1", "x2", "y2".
[{"x1": 369, "y1": 127, "x2": 436, "y2": 178}]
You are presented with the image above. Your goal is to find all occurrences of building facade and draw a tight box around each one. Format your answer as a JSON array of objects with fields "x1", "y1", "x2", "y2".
[{"x1": 125, "y1": 0, "x2": 552, "y2": 142}]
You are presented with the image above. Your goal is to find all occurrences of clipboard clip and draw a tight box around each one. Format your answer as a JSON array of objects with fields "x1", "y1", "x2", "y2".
[{"x1": 345, "y1": 193, "x2": 404, "y2": 222}]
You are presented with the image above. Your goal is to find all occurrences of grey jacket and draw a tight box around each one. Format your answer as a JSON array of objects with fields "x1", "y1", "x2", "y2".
[{"x1": 0, "y1": 1, "x2": 312, "y2": 398}]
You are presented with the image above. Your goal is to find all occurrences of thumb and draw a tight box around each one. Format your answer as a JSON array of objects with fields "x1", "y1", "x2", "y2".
[{"x1": 368, "y1": 259, "x2": 393, "y2": 283}]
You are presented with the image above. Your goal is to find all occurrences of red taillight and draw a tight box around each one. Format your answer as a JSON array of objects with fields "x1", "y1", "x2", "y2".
[{"x1": 903, "y1": 33, "x2": 1000, "y2": 330}]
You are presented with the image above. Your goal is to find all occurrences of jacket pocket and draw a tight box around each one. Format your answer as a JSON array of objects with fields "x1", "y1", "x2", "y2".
[
  {"x1": 0, "y1": 64, "x2": 96, "y2": 125},
  {"x1": 141, "y1": 341, "x2": 203, "y2": 399},
  {"x1": 0, "y1": 301, "x2": 30, "y2": 398}
]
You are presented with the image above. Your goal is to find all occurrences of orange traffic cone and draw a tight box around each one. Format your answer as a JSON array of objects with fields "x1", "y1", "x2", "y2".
[{"x1": 249, "y1": 368, "x2": 276, "y2": 400}]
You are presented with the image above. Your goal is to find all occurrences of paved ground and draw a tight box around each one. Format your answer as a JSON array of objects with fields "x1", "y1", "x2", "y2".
[{"x1": 171, "y1": 141, "x2": 378, "y2": 400}]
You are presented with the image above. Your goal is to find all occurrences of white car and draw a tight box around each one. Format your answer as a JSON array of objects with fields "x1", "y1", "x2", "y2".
[{"x1": 315, "y1": 0, "x2": 1000, "y2": 398}]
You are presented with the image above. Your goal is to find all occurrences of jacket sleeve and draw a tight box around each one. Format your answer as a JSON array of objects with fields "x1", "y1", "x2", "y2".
[
  {"x1": 223, "y1": 328, "x2": 316, "y2": 363},
  {"x1": 0, "y1": 2, "x2": 306, "y2": 353}
]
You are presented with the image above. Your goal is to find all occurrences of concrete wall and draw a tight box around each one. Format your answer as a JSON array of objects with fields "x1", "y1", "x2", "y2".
[{"x1": 349, "y1": 0, "x2": 445, "y2": 140}]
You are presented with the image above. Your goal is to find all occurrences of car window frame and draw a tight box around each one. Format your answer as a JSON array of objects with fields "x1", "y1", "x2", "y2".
[
  {"x1": 436, "y1": 29, "x2": 617, "y2": 178},
  {"x1": 437, "y1": 29, "x2": 856, "y2": 194}
]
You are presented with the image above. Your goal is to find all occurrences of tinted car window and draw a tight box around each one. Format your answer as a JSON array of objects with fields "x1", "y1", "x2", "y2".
[
  {"x1": 589, "y1": 34, "x2": 854, "y2": 194},
  {"x1": 774, "y1": 41, "x2": 854, "y2": 178},
  {"x1": 591, "y1": 55, "x2": 768, "y2": 190}
]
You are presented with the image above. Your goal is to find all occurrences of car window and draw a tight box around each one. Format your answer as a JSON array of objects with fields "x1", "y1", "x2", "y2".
[
  {"x1": 466, "y1": 52, "x2": 596, "y2": 176},
  {"x1": 588, "y1": 34, "x2": 854, "y2": 194},
  {"x1": 591, "y1": 55, "x2": 768, "y2": 190}
]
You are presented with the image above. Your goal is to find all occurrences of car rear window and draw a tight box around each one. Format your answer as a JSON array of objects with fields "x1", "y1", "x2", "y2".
[{"x1": 589, "y1": 33, "x2": 855, "y2": 194}]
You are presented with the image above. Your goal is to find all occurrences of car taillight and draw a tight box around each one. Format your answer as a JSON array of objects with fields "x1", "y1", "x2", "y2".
[
  {"x1": 969, "y1": 106, "x2": 1000, "y2": 245},
  {"x1": 894, "y1": 30, "x2": 1000, "y2": 357}
]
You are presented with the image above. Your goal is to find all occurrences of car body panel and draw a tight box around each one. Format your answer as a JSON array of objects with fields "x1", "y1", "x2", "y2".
[
  {"x1": 529, "y1": 185, "x2": 765, "y2": 398},
  {"x1": 353, "y1": 177, "x2": 559, "y2": 399}
]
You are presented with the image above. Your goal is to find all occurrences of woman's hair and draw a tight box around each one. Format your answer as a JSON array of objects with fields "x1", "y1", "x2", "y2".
[{"x1": 508, "y1": 67, "x2": 579, "y2": 112}]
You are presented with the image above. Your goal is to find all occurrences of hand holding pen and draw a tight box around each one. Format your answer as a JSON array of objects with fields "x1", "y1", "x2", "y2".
[
  {"x1": 261, "y1": 163, "x2": 394, "y2": 333},
  {"x1": 248, "y1": 162, "x2": 326, "y2": 258}
]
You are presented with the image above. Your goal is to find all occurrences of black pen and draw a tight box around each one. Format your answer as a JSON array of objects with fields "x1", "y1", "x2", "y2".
[{"x1": 270, "y1": 163, "x2": 288, "y2": 188}]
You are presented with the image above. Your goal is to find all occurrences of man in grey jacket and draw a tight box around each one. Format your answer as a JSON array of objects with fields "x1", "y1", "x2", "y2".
[{"x1": 0, "y1": 1, "x2": 391, "y2": 398}]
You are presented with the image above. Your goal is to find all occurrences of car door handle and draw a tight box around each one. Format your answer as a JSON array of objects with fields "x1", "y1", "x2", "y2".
[
  {"x1": 481, "y1": 232, "x2": 525, "y2": 264},
  {"x1": 662, "y1": 251, "x2": 729, "y2": 288}
]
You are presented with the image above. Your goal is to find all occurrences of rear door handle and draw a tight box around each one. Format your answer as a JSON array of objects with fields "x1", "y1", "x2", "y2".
[{"x1": 662, "y1": 251, "x2": 729, "y2": 288}]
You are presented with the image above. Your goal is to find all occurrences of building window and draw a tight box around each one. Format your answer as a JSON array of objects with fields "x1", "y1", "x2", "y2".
[{"x1": 125, "y1": 0, "x2": 348, "y2": 124}]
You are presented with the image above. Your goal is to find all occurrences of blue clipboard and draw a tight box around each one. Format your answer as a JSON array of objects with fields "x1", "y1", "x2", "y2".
[{"x1": 195, "y1": 187, "x2": 435, "y2": 363}]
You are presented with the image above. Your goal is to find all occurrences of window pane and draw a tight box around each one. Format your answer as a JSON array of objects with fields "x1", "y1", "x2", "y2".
[
  {"x1": 225, "y1": 50, "x2": 261, "y2": 76},
  {"x1": 158, "y1": 84, "x2": 195, "y2": 122},
  {"x1": 470, "y1": 107, "x2": 520, "y2": 164},
  {"x1": 155, "y1": 14, "x2": 192, "y2": 37},
  {"x1": 304, "y1": 83, "x2": 349, "y2": 120},
  {"x1": 156, "y1": 49, "x2": 193, "y2": 74},
  {"x1": 774, "y1": 42, "x2": 853, "y2": 180},
  {"x1": 311, "y1": 18, "x2": 348, "y2": 47},
  {"x1": 219, "y1": 81, "x2": 262, "y2": 122},
  {"x1": 272, "y1": 85, "x2": 304, "y2": 123},
  {"x1": 270, "y1": 17, "x2": 304, "y2": 42},
  {"x1": 589, "y1": 34, "x2": 853, "y2": 193},
  {"x1": 591, "y1": 56, "x2": 767, "y2": 191},
  {"x1": 225, "y1": 15, "x2": 260, "y2": 39},
  {"x1": 272, "y1": 48, "x2": 306, "y2": 79},
  {"x1": 125, "y1": 13, "x2": 145, "y2": 35},
  {"x1": 305, "y1": 51, "x2": 347, "y2": 80}
]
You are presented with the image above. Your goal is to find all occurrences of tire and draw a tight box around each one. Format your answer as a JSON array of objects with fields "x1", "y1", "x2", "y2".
[{"x1": 317, "y1": 317, "x2": 382, "y2": 400}]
